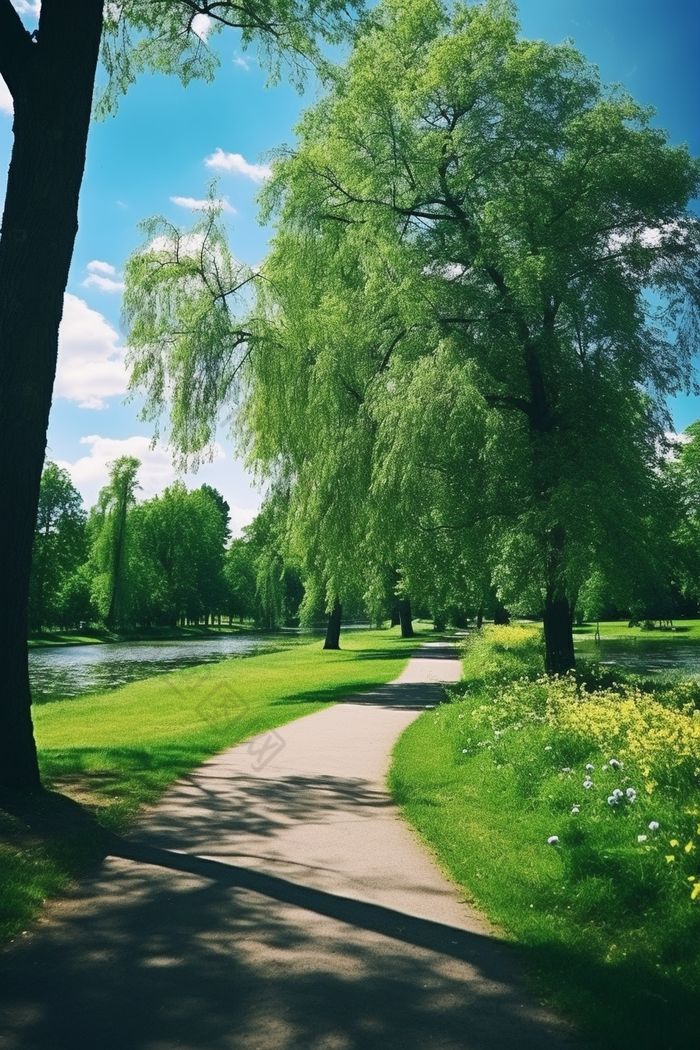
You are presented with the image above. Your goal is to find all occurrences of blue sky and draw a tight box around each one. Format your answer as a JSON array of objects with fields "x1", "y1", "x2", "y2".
[{"x1": 1, "y1": 0, "x2": 699, "y2": 528}]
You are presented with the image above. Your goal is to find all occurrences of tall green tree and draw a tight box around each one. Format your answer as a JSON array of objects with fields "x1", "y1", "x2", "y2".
[
  {"x1": 223, "y1": 538, "x2": 258, "y2": 623},
  {"x1": 254, "y1": 0, "x2": 700, "y2": 672},
  {"x1": 0, "y1": 0, "x2": 363, "y2": 791},
  {"x1": 125, "y1": 481, "x2": 230, "y2": 627},
  {"x1": 90, "y1": 456, "x2": 141, "y2": 629},
  {"x1": 28, "y1": 462, "x2": 87, "y2": 632}
]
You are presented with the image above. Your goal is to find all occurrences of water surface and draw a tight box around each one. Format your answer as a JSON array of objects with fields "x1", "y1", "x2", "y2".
[
  {"x1": 29, "y1": 634, "x2": 287, "y2": 703},
  {"x1": 575, "y1": 639, "x2": 700, "y2": 678}
]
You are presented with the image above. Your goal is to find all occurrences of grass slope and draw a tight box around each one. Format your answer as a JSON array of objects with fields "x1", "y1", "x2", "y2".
[
  {"x1": 1, "y1": 627, "x2": 417, "y2": 943},
  {"x1": 390, "y1": 625, "x2": 700, "y2": 1050}
]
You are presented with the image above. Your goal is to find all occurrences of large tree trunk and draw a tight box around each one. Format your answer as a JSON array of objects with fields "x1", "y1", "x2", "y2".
[
  {"x1": 0, "y1": 1, "x2": 105, "y2": 791},
  {"x1": 543, "y1": 593, "x2": 576, "y2": 675},
  {"x1": 398, "y1": 598, "x2": 414, "y2": 638},
  {"x1": 323, "y1": 599, "x2": 342, "y2": 650}
]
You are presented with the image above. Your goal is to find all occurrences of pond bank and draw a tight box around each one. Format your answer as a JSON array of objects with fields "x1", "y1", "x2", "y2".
[{"x1": 28, "y1": 623, "x2": 262, "y2": 648}]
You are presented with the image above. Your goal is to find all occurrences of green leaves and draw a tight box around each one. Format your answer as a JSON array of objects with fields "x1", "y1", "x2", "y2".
[
  {"x1": 98, "y1": 0, "x2": 366, "y2": 115},
  {"x1": 123, "y1": 197, "x2": 254, "y2": 468}
]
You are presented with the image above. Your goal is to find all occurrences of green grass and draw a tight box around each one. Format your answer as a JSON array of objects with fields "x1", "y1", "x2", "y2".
[
  {"x1": 1, "y1": 627, "x2": 418, "y2": 943},
  {"x1": 389, "y1": 625, "x2": 700, "y2": 1050},
  {"x1": 574, "y1": 618, "x2": 700, "y2": 644}
]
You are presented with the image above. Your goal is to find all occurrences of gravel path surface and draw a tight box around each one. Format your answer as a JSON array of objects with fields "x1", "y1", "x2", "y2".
[{"x1": 0, "y1": 643, "x2": 580, "y2": 1050}]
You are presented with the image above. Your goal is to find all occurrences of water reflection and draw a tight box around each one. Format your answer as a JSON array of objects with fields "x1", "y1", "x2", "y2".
[
  {"x1": 576, "y1": 639, "x2": 700, "y2": 677},
  {"x1": 29, "y1": 635, "x2": 288, "y2": 704}
]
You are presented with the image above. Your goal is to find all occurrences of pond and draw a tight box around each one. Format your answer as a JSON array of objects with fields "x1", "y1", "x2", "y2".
[
  {"x1": 29, "y1": 634, "x2": 292, "y2": 704},
  {"x1": 575, "y1": 638, "x2": 700, "y2": 678}
]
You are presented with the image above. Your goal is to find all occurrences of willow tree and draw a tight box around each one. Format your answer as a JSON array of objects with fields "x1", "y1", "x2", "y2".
[
  {"x1": 254, "y1": 0, "x2": 700, "y2": 672},
  {"x1": 89, "y1": 456, "x2": 141, "y2": 629},
  {"x1": 0, "y1": 0, "x2": 362, "y2": 792},
  {"x1": 124, "y1": 206, "x2": 409, "y2": 647}
]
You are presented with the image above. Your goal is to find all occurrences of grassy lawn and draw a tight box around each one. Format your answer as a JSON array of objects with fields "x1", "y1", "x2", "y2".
[
  {"x1": 390, "y1": 625, "x2": 700, "y2": 1050},
  {"x1": 1, "y1": 626, "x2": 418, "y2": 943},
  {"x1": 574, "y1": 618, "x2": 700, "y2": 644}
]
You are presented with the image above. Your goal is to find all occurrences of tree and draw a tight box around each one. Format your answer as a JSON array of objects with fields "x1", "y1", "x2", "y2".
[
  {"x1": 122, "y1": 0, "x2": 700, "y2": 674},
  {"x1": 252, "y1": 0, "x2": 700, "y2": 672},
  {"x1": 223, "y1": 538, "x2": 257, "y2": 623},
  {"x1": 243, "y1": 489, "x2": 305, "y2": 629},
  {"x1": 0, "y1": 0, "x2": 363, "y2": 791},
  {"x1": 28, "y1": 462, "x2": 87, "y2": 631},
  {"x1": 90, "y1": 456, "x2": 141, "y2": 629}
]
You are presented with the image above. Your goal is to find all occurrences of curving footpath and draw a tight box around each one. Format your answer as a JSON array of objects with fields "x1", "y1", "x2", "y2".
[{"x1": 0, "y1": 643, "x2": 580, "y2": 1050}]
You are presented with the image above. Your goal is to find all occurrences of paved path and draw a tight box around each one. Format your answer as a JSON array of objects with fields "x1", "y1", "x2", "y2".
[{"x1": 1, "y1": 644, "x2": 579, "y2": 1050}]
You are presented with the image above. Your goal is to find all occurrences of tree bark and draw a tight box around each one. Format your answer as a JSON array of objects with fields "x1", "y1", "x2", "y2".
[
  {"x1": 323, "y1": 599, "x2": 342, "y2": 650},
  {"x1": 543, "y1": 593, "x2": 576, "y2": 675},
  {"x1": 398, "y1": 598, "x2": 414, "y2": 638},
  {"x1": 0, "y1": 0, "x2": 105, "y2": 791}
]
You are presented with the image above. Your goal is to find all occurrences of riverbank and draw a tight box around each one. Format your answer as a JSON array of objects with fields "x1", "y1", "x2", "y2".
[
  {"x1": 27, "y1": 622, "x2": 263, "y2": 648},
  {"x1": 389, "y1": 624, "x2": 700, "y2": 1050},
  {"x1": 1, "y1": 627, "x2": 419, "y2": 945},
  {"x1": 574, "y1": 618, "x2": 700, "y2": 644}
]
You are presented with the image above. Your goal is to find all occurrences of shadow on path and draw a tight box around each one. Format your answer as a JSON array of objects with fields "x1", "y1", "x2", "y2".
[
  {"x1": 1, "y1": 834, "x2": 579, "y2": 1050},
  {"x1": 0, "y1": 644, "x2": 580, "y2": 1050}
]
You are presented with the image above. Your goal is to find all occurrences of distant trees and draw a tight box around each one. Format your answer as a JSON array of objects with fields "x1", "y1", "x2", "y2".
[
  {"x1": 25, "y1": 462, "x2": 306, "y2": 634},
  {"x1": 28, "y1": 463, "x2": 88, "y2": 632}
]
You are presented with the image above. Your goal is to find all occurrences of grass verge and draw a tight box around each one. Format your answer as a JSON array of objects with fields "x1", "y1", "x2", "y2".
[
  {"x1": 389, "y1": 624, "x2": 700, "y2": 1050},
  {"x1": 1, "y1": 627, "x2": 418, "y2": 944}
]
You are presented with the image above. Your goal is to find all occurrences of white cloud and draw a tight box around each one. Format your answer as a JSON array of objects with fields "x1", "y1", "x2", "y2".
[
  {"x1": 149, "y1": 231, "x2": 206, "y2": 256},
  {"x1": 87, "y1": 260, "x2": 117, "y2": 276},
  {"x1": 232, "y1": 55, "x2": 250, "y2": 71},
  {"x1": 58, "y1": 435, "x2": 184, "y2": 508},
  {"x1": 204, "y1": 148, "x2": 272, "y2": 183},
  {"x1": 55, "y1": 293, "x2": 128, "y2": 409},
  {"x1": 191, "y1": 13, "x2": 212, "y2": 41},
  {"x1": 170, "y1": 194, "x2": 236, "y2": 215},
  {"x1": 82, "y1": 260, "x2": 124, "y2": 293},
  {"x1": 82, "y1": 274, "x2": 125, "y2": 293},
  {"x1": 0, "y1": 76, "x2": 13, "y2": 116},
  {"x1": 58, "y1": 435, "x2": 260, "y2": 531},
  {"x1": 12, "y1": 1, "x2": 41, "y2": 17}
]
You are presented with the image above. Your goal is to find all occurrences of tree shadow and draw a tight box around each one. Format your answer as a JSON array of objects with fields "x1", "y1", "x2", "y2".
[{"x1": 0, "y1": 824, "x2": 580, "y2": 1050}]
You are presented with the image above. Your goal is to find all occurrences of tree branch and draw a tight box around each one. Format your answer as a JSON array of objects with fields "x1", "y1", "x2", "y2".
[
  {"x1": 483, "y1": 393, "x2": 532, "y2": 416},
  {"x1": 0, "y1": 0, "x2": 34, "y2": 98}
]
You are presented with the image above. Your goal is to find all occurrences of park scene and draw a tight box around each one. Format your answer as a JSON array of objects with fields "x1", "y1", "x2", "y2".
[{"x1": 0, "y1": 1, "x2": 699, "y2": 1047}]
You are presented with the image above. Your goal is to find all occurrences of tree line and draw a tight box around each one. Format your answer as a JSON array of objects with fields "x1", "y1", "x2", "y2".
[{"x1": 29, "y1": 457, "x2": 289, "y2": 634}]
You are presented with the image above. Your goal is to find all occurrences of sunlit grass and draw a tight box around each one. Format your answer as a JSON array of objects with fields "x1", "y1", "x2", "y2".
[
  {"x1": 574, "y1": 618, "x2": 700, "y2": 644},
  {"x1": 390, "y1": 624, "x2": 700, "y2": 1050},
  {"x1": 1, "y1": 627, "x2": 417, "y2": 942}
]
